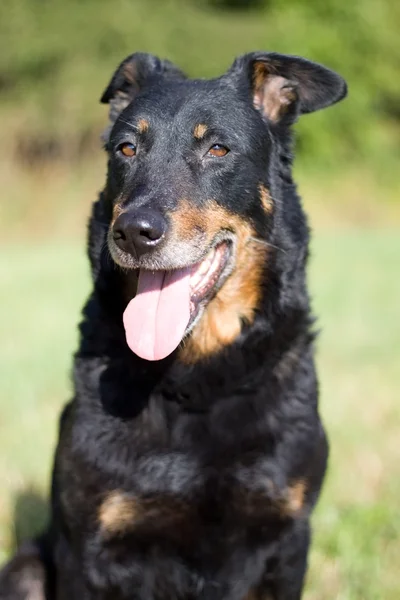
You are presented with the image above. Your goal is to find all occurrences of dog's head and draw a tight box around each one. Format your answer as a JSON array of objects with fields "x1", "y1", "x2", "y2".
[{"x1": 100, "y1": 52, "x2": 346, "y2": 363}]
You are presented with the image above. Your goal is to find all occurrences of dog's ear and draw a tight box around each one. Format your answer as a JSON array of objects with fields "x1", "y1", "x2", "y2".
[
  {"x1": 101, "y1": 52, "x2": 186, "y2": 130},
  {"x1": 227, "y1": 52, "x2": 347, "y2": 124}
]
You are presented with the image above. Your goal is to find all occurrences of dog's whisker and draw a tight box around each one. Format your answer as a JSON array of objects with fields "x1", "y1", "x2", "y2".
[
  {"x1": 247, "y1": 237, "x2": 287, "y2": 254},
  {"x1": 117, "y1": 117, "x2": 137, "y2": 129},
  {"x1": 100, "y1": 239, "x2": 108, "y2": 255},
  {"x1": 99, "y1": 234, "x2": 123, "y2": 272}
]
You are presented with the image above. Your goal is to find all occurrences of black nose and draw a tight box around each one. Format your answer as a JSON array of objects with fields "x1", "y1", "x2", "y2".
[{"x1": 112, "y1": 209, "x2": 167, "y2": 258}]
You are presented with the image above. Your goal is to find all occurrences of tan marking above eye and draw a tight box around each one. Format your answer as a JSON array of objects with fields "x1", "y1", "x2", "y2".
[
  {"x1": 194, "y1": 123, "x2": 208, "y2": 139},
  {"x1": 208, "y1": 144, "x2": 229, "y2": 158},
  {"x1": 119, "y1": 142, "x2": 136, "y2": 157},
  {"x1": 137, "y1": 118, "x2": 149, "y2": 134}
]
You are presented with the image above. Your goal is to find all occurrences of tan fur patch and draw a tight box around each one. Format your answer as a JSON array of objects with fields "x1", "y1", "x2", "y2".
[
  {"x1": 193, "y1": 123, "x2": 208, "y2": 139},
  {"x1": 99, "y1": 491, "x2": 193, "y2": 540},
  {"x1": 99, "y1": 491, "x2": 139, "y2": 534},
  {"x1": 234, "y1": 477, "x2": 307, "y2": 521},
  {"x1": 258, "y1": 183, "x2": 273, "y2": 214},
  {"x1": 286, "y1": 479, "x2": 307, "y2": 515},
  {"x1": 174, "y1": 200, "x2": 268, "y2": 363},
  {"x1": 138, "y1": 118, "x2": 149, "y2": 133},
  {"x1": 169, "y1": 200, "x2": 208, "y2": 241}
]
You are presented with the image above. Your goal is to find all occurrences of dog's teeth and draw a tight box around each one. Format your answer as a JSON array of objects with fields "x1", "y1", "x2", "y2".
[
  {"x1": 199, "y1": 260, "x2": 211, "y2": 276},
  {"x1": 190, "y1": 271, "x2": 203, "y2": 289},
  {"x1": 190, "y1": 251, "x2": 214, "y2": 289},
  {"x1": 190, "y1": 274, "x2": 200, "y2": 288},
  {"x1": 189, "y1": 245, "x2": 225, "y2": 296}
]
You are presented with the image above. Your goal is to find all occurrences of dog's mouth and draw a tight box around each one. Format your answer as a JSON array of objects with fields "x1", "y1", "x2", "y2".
[
  {"x1": 189, "y1": 241, "x2": 231, "y2": 317},
  {"x1": 123, "y1": 240, "x2": 233, "y2": 361}
]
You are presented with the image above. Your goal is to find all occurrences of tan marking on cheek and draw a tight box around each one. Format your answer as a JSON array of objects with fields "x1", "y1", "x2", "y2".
[
  {"x1": 138, "y1": 118, "x2": 149, "y2": 133},
  {"x1": 170, "y1": 199, "x2": 207, "y2": 241},
  {"x1": 177, "y1": 200, "x2": 268, "y2": 363},
  {"x1": 99, "y1": 491, "x2": 139, "y2": 534},
  {"x1": 259, "y1": 183, "x2": 273, "y2": 214},
  {"x1": 193, "y1": 123, "x2": 208, "y2": 139}
]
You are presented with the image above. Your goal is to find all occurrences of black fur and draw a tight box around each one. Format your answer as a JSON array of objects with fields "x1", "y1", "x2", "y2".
[{"x1": 0, "y1": 51, "x2": 346, "y2": 599}]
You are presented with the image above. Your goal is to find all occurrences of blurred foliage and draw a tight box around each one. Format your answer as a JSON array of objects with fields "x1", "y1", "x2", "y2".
[{"x1": 0, "y1": 0, "x2": 399, "y2": 219}]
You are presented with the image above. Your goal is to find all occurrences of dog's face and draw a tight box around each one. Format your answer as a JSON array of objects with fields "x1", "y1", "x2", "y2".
[
  {"x1": 107, "y1": 78, "x2": 271, "y2": 269},
  {"x1": 101, "y1": 52, "x2": 346, "y2": 362}
]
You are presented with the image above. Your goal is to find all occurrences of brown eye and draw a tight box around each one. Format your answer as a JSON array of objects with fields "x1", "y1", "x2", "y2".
[
  {"x1": 207, "y1": 144, "x2": 229, "y2": 158},
  {"x1": 118, "y1": 142, "x2": 136, "y2": 157}
]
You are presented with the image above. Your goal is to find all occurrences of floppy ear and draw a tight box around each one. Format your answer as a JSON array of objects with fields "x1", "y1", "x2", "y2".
[
  {"x1": 228, "y1": 52, "x2": 347, "y2": 124},
  {"x1": 100, "y1": 52, "x2": 186, "y2": 134}
]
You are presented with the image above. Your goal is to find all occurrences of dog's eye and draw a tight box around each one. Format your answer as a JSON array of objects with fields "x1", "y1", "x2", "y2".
[
  {"x1": 207, "y1": 144, "x2": 229, "y2": 158},
  {"x1": 118, "y1": 142, "x2": 137, "y2": 158}
]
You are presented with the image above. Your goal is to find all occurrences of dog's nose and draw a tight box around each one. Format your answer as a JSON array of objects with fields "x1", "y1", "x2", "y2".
[{"x1": 113, "y1": 209, "x2": 167, "y2": 257}]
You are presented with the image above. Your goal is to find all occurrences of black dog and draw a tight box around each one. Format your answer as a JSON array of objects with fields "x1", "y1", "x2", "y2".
[{"x1": 0, "y1": 51, "x2": 346, "y2": 599}]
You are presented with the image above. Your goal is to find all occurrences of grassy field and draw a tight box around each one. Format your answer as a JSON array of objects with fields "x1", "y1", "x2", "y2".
[{"x1": 0, "y1": 231, "x2": 399, "y2": 598}]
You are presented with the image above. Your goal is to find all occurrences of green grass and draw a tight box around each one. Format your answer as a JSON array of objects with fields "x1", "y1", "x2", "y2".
[{"x1": 0, "y1": 231, "x2": 399, "y2": 598}]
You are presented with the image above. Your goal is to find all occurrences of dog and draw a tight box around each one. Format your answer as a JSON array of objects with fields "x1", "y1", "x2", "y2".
[{"x1": 0, "y1": 51, "x2": 346, "y2": 599}]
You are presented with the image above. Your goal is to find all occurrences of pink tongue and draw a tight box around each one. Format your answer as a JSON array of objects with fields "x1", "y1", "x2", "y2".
[{"x1": 123, "y1": 268, "x2": 191, "y2": 361}]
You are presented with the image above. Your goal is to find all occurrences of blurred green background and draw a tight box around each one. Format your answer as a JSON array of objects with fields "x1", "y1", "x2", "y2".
[{"x1": 0, "y1": 1, "x2": 399, "y2": 598}]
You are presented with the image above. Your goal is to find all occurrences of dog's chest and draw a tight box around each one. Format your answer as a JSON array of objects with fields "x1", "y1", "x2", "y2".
[
  {"x1": 56, "y1": 402, "x2": 309, "y2": 599},
  {"x1": 62, "y1": 441, "x2": 304, "y2": 546},
  {"x1": 60, "y1": 397, "x2": 306, "y2": 539}
]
